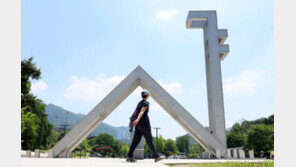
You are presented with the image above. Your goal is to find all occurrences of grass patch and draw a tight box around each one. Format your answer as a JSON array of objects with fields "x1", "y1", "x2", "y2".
[
  {"x1": 166, "y1": 161, "x2": 274, "y2": 167},
  {"x1": 40, "y1": 150, "x2": 49, "y2": 154}
]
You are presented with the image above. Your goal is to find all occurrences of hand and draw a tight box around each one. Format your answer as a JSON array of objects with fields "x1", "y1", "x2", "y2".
[{"x1": 133, "y1": 119, "x2": 139, "y2": 126}]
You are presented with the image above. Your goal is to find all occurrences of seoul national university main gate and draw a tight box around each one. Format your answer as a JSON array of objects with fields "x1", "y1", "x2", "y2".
[{"x1": 50, "y1": 10, "x2": 230, "y2": 158}]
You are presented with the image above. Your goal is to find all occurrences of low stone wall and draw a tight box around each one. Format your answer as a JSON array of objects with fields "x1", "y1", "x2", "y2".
[{"x1": 21, "y1": 150, "x2": 49, "y2": 158}]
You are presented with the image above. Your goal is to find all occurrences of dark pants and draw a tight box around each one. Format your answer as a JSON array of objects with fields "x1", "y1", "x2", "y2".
[{"x1": 127, "y1": 125, "x2": 159, "y2": 158}]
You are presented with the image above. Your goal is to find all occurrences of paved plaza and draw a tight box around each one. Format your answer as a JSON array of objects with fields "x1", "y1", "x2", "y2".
[{"x1": 21, "y1": 158, "x2": 272, "y2": 167}]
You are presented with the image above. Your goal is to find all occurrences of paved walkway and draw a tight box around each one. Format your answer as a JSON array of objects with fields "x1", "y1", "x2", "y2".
[{"x1": 21, "y1": 158, "x2": 271, "y2": 167}]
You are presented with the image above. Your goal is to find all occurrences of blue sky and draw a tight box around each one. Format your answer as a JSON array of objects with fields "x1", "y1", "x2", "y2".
[{"x1": 22, "y1": 0, "x2": 274, "y2": 139}]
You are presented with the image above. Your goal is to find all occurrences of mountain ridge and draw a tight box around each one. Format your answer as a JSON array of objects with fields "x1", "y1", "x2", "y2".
[{"x1": 45, "y1": 104, "x2": 130, "y2": 140}]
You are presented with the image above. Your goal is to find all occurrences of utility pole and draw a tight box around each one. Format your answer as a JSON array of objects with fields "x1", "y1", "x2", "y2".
[
  {"x1": 153, "y1": 127, "x2": 160, "y2": 151},
  {"x1": 61, "y1": 111, "x2": 70, "y2": 136}
]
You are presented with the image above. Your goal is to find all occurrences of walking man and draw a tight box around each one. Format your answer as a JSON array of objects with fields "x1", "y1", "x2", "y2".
[{"x1": 126, "y1": 90, "x2": 164, "y2": 163}]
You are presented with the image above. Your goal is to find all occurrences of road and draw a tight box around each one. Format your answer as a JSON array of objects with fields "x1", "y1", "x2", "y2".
[{"x1": 21, "y1": 157, "x2": 271, "y2": 167}]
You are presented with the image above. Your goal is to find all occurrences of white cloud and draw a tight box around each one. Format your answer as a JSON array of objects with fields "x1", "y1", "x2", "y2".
[
  {"x1": 223, "y1": 69, "x2": 268, "y2": 95},
  {"x1": 150, "y1": 103, "x2": 163, "y2": 112},
  {"x1": 156, "y1": 8, "x2": 178, "y2": 21},
  {"x1": 159, "y1": 81, "x2": 182, "y2": 95},
  {"x1": 63, "y1": 74, "x2": 183, "y2": 101},
  {"x1": 63, "y1": 74, "x2": 125, "y2": 101},
  {"x1": 31, "y1": 81, "x2": 48, "y2": 94}
]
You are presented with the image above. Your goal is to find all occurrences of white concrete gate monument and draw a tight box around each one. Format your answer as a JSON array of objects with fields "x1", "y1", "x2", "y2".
[
  {"x1": 186, "y1": 10, "x2": 229, "y2": 149},
  {"x1": 50, "y1": 10, "x2": 229, "y2": 158}
]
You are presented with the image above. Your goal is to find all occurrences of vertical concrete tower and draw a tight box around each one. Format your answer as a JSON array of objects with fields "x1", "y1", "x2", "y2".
[{"x1": 186, "y1": 11, "x2": 229, "y2": 148}]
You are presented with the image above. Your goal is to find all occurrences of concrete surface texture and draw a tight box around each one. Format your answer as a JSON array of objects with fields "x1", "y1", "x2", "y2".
[
  {"x1": 21, "y1": 158, "x2": 272, "y2": 167},
  {"x1": 51, "y1": 65, "x2": 227, "y2": 158},
  {"x1": 186, "y1": 10, "x2": 229, "y2": 149}
]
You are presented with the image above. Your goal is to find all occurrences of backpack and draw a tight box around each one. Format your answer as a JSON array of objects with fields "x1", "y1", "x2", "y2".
[{"x1": 129, "y1": 103, "x2": 140, "y2": 132}]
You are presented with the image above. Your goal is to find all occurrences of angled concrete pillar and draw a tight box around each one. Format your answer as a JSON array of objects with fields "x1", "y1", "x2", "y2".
[
  {"x1": 186, "y1": 11, "x2": 229, "y2": 148},
  {"x1": 51, "y1": 66, "x2": 227, "y2": 158}
]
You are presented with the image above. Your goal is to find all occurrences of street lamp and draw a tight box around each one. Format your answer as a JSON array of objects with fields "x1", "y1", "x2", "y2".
[
  {"x1": 38, "y1": 113, "x2": 47, "y2": 150},
  {"x1": 153, "y1": 127, "x2": 160, "y2": 150}
]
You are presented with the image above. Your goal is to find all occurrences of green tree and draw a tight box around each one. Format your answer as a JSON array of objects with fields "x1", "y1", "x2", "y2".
[
  {"x1": 112, "y1": 140, "x2": 123, "y2": 157},
  {"x1": 58, "y1": 129, "x2": 70, "y2": 141},
  {"x1": 189, "y1": 143, "x2": 204, "y2": 154},
  {"x1": 227, "y1": 131, "x2": 247, "y2": 148},
  {"x1": 21, "y1": 108, "x2": 40, "y2": 150},
  {"x1": 230, "y1": 123, "x2": 245, "y2": 134},
  {"x1": 154, "y1": 135, "x2": 165, "y2": 154},
  {"x1": 48, "y1": 129, "x2": 61, "y2": 148},
  {"x1": 120, "y1": 145, "x2": 129, "y2": 157},
  {"x1": 247, "y1": 124, "x2": 274, "y2": 155},
  {"x1": 144, "y1": 141, "x2": 152, "y2": 156},
  {"x1": 96, "y1": 133, "x2": 115, "y2": 147},
  {"x1": 21, "y1": 57, "x2": 41, "y2": 95},
  {"x1": 164, "y1": 139, "x2": 178, "y2": 155},
  {"x1": 75, "y1": 145, "x2": 83, "y2": 157},
  {"x1": 80, "y1": 139, "x2": 91, "y2": 152},
  {"x1": 21, "y1": 57, "x2": 53, "y2": 150},
  {"x1": 265, "y1": 115, "x2": 274, "y2": 125},
  {"x1": 78, "y1": 139, "x2": 91, "y2": 157},
  {"x1": 176, "y1": 135, "x2": 190, "y2": 154}
]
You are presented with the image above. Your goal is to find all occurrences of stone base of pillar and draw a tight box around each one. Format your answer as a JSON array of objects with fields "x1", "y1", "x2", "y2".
[
  {"x1": 215, "y1": 150, "x2": 221, "y2": 159},
  {"x1": 66, "y1": 152, "x2": 72, "y2": 158},
  {"x1": 231, "y1": 149, "x2": 238, "y2": 158},
  {"x1": 133, "y1": 149, "x2": 144, "y2": 159},
  {"x1": 238, "y1": 149, "x2": 245, "y2": 159},
  {"x1": 26, "y1": 150, "x2": 31, "y2": 157},
  {"x1": 248, "y1": 150, "x2": 254, "y2": 159},
  {"x1": 34, "y1": 149, "x2": 40, "y2": 158},
  {"x1": 49, "y1": 149, "x2": 54, "y2": 158},
  {"x1": 226, "y1": 149, "x2": 232, "y2": 158},
  {"x1": 199, "y1": 153, "x2": 203, "y2": 158},
  {"x1": 203, "y1": 152, "x2": 210, "y2": 159}
]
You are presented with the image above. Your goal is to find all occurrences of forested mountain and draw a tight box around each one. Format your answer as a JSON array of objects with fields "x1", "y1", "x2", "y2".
[{"x1": 45, "y1": 104, "x2": 130, "y2": 140}]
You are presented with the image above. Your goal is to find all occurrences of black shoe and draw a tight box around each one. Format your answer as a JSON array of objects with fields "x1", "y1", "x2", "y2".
[
  {"x1": 126, "y1": 157, "x2": 137, "y2": 163},
  {"x1": 155, "y1": 156, "x2": 165, "y2": 163}
]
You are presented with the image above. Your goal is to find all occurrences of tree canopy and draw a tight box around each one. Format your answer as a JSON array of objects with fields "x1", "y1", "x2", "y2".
[
  {"x1": 21, "y1": 57, "x2": 54, "y2": 150},
  {"x1": 247, "y1": 124, "x2": 274, "y2": 155},
  {"x1": 226, "y1": 114, "x2": 274, "y2": 156},
  {"x1": 176, "y1": 134, "x2": 190, "y2": 154},
  {"x1": 164, "y1": 139, "x2": 179, "y2": 155}
]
